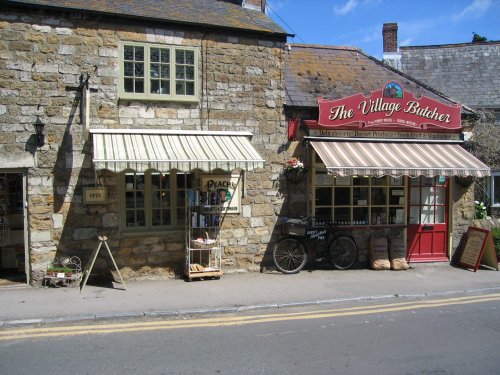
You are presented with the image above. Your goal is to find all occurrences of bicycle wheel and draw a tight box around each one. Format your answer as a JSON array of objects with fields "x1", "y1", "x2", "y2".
[
  {"x1": 272, "y1": 237, "x2": 308, "y2": 274},
  {"x1": 329, "y1": 235, "x2": 357, "y2": 270}
]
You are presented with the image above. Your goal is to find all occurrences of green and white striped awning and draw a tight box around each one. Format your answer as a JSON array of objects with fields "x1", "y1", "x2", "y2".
[
  {"x1": 90, "y1": 129, "x2": 265, "y2": 173},
  {"x1": 310, "y1": 140, "x2": 490, "y2": 178}
]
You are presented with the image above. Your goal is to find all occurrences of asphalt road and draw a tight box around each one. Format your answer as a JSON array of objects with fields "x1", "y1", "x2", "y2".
[{"x1": 1, "y1": 293, "x2": 500, "y2": 375}]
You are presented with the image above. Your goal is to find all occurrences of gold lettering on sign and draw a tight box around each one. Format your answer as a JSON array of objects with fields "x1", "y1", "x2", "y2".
[
  {"x1": 404, "y1": 101, "x2": 451, "y2": 123},
  {"x1": 329, "y1": 105, "x2": 354, "y2": 120},
  {"x1": 359, "y1": 98, "x2": 401, "y2": 117}
]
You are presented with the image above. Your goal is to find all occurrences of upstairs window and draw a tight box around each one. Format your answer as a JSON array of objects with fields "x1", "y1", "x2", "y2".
[{"x1": 119, "y1": 43, "x2": 199, "y2": 102}]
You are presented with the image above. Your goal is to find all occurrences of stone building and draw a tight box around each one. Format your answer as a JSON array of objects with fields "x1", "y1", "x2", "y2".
[
  {"x1": 382, "y1": 23, "x2": 500, "y2": 217},
  {"x1": 283, "y1": 43, "x2": 489, "y2": 265},
  {"x1": 0, "y1": 0, "x2": 292, "y2": 285}
]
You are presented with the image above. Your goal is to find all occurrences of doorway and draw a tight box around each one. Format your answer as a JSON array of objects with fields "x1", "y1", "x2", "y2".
[
  {"x1": 0, "y1": 172, "x2": 28, "y2": 285},
  {"x1": 407, "y1": 176, "x2": 449, "y2": 262}
]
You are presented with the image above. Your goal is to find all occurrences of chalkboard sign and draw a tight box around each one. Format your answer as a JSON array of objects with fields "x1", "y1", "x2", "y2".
[{"x1": 459, "y1": 227, "x2": 499, "y2": 272}]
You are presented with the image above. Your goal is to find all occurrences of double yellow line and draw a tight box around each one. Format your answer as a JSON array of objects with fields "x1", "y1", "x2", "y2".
[{"x1": 1, "y1": 293, "x2": 499, "y2": 341}]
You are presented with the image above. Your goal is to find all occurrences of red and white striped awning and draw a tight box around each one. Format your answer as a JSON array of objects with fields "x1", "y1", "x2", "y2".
[
  {"x1": 310, "y1": 140, "x2": 490, "y2": 178},
  {"x1": 91, "y1": 129, "x2": 265, "y2": 173}
]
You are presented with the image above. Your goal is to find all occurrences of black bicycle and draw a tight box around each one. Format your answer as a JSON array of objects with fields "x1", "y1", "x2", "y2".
[{"x1": 272, "y1": 217, "x2": 358, "y2": 274}]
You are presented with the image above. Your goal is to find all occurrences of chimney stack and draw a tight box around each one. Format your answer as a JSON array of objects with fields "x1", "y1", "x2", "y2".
[
  {"x1": 382, "y1": 23, "x2": 401, "y2": 70},
  {"x1": 243, "y1": 0, "x2": 266, "y2": 12},
  {"x1": 383, "y1": 23, "x2": 398, "y2": 53}
]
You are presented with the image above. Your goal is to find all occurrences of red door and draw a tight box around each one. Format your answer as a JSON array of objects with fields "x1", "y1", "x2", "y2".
[{"x1": 407, "y1": 176, "x2": 449, "y2": 262}]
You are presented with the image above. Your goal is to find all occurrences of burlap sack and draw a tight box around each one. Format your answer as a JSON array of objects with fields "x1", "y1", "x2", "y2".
[
  {"x1": 370, "y1": 236, "x2": 390, "y2": 270},
  {"x1": 388, "y1": 235, "x2": 409, "y2": 270}
]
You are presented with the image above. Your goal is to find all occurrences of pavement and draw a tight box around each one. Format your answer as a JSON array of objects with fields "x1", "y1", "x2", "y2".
[{"x1": 1, "y1": 263, "x2": 499, "y2": 328}]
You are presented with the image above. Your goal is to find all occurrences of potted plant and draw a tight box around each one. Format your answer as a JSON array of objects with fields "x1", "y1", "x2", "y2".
[{"x1": 283, "y1": 157, "x2": 306, "y2": 183}]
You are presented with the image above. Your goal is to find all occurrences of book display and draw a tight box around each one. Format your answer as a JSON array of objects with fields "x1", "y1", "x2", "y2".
[{"x1": 185, "y1": 189, "x2": 224, "y2": 280}]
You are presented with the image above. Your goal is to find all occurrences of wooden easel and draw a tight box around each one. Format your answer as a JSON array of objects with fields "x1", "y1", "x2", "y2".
[{"x1": 80, "y1": 235, "x2": 126, "y2": 293}]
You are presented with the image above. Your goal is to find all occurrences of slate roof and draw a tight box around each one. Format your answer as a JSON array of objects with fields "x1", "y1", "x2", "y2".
[
  {"x1": 285, "y1": 44, "x2": 463, "y2": 110},
  {"x1": 399, "y1": 42, "x2": 500, "y2": 108},
  {"x1": 5, "y1": 0, "x2": 288, "y2": 37}
]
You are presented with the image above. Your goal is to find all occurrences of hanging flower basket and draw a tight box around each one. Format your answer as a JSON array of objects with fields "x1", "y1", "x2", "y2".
[
  {"x1": 455, "y1": 175, "x2": 475, "y2": 187},
  {"x1": 283, "y1": 157, "x2": 307, "y2": 183}
]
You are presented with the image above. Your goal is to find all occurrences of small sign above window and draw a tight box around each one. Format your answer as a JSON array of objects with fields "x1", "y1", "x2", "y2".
[{"x1": 83, "y1": 187, "x2": 108, "y2": 204}]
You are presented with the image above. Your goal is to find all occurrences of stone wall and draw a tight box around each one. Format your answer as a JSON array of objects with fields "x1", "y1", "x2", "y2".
[{"x1": 0, "y1": 7, "x2": 290, "y2": 284}]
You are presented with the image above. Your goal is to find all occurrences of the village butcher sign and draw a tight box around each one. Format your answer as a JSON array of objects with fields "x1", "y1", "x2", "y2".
[{"x1": 317, "y1": 82, "x2": 462, "y2": 130}]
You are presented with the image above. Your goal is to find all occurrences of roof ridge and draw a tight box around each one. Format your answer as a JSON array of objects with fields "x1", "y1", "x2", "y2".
[{"x1": 289, "y1": 43, "x2": 362, "y2": 52}]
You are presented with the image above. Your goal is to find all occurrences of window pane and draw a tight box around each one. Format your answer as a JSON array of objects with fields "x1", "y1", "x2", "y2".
[
  {"x1": 135, "y1": 79, "x2": 144, "y2": 93},
  {"x1": 176, "y1": 50, "x2": 184, "y2": 64},
  {"x1": 334, "y1": 207, "x2": 350, "y2": 225},
  {"x1": 124, "y1": 62, "x2": 134, "y2": 76},
  {"x1": 420, "y1": 206, "x2": 434, "y2": 224},
  {"x1": 435, "y1": 206, "x2": 445, "y2": 223},
  {"x1": 151, "y1": 80, "x2": 159, "y2": 94},
  {"x1": 372, "y1": 177, "x2": 387, "y2": 186},
  {"x1": 124, "y1": 46, "x2": 134, "y2": 60},
  {"x1": 493, "y1": 175, "x2": 500, "y2": 205},
  {"x1": 135, "y1": 46, "x2": 144, "y2": 61},
  {"x1": 410, "y1": 177, "x2": 420, "y2": 186},
  {"x1": 186, "y1": 82, "x2": 194, "y2": 95},
  {"x1": 176, "y1": 67, "x2": 185, "y2": 80},
  {"x1": 410, "y1": 187, "x2": 420, "y2": 205},
  {"x1": 151, "y1": 63, "x2": 159, "y2": 78},
  {"x1": 353, "y1": 187, "x2": 368, "y2": 205},
  {"x1": 371, "y1": 207, "x2": 387, "y2": 225},
  {"x1": 422, "y1": 187, "x2": 434, "y2": 204},
  {"x1": 334, "y1": 187, "x2": 350, "y2": 205},
  {"x1": 185, "y1": 50, "x2": 194, "y2": 64},
  {"x1": 176, "y1": 82, "x2": 184, "y2": 95},
  {"x1": 151, "y1": 48, "x2": 159, "y2": 62},
  {"x1": 409, "y1": 206, "x2": 420, "y2": 224},
  {"x1": 371, "y1": 187, "x2": 386, "y2": 205},
  {"x1": 161, "y1": 65, "x2": 170, "y2": 78},
  {"x1": 186, "y1": 66, "x2": 194, "y2": 80},
  {"x1": 161, "y1": 49, "x2": 169, "y2": 63},
  {"x1": 435, "y1": 187, "x2": 446, "y2": 205},
  {"x1": 315, "y1": 187, "x2": 332, "y2": 206},
  {"x1": 160, "y1": 80, "x2": 169, "y2": 94},
  {"x1": 135, "y1": 63, "x2": 144, "y2": 77},
  {"x1": 124, "y1": 78, "x2": 134, "y2": 92}
]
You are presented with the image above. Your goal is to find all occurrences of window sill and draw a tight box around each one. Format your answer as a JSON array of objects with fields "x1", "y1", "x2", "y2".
[
  {"x1": 120, "y1": 228, "x2": 185, "y2": 237},
  {"x1": 118, "y1": 94, "x2": 199, "y2": 103}
]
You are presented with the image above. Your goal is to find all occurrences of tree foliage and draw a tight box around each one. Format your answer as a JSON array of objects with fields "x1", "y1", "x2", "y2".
[{"x1": 472, "y1": 111, "x2": 500, "y2": 168}]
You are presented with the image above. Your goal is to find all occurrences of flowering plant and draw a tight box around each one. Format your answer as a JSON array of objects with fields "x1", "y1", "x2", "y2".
[
  {"x1": 283, "y1": 157, "x2": 305, "y2": 172},
  {"x1": 474, "y1": 200, "x2": 489, "y2": 219}
]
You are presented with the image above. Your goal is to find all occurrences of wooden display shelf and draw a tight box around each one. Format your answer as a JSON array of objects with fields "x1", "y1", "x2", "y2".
[{"x1": 185, "y1": 269, "x2": 223, "y2": 280}]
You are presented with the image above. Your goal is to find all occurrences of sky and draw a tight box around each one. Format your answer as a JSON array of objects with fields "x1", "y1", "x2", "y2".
[{"x1": 267, "y1": 0, "x2": 500, "y2": 59}]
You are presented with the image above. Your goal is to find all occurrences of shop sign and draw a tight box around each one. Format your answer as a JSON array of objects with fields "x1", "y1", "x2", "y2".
[
  {"x1": 201, "y1": 174, "x2": 241, "y2": 214},
  {"x1": 83, "y1": 187, "x2": 108, "y2": 204},
  {"x1": 308, "y1": 129, "x2": 461, "y2": 140},
  {"x1": 317, "y1": 82, "x2": 462, "y2": 130}
]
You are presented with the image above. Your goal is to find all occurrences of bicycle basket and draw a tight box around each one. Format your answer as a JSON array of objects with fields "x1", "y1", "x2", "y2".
[{"x1": 283, "y1": 220, "x2": 307, "y2": 236}]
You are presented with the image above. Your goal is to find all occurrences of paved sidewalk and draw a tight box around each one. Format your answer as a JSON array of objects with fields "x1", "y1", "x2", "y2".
[{"x1": 1, "y1": 263, "x2": 499, "y2": 327}]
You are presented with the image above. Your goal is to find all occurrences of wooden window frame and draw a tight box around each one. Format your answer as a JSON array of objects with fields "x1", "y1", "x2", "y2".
[
  {"x1": 312, "y1": 161, "x2": 407, "y2": 226},
  {"x1": 121, "y1": 171, "x2": 193, "y2": 233},
  {"x1": 118, "y1": 42, "x2": 199, "y2": 103}
]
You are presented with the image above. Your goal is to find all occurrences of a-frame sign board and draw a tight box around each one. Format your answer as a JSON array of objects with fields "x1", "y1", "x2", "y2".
[
  {"x1": 80, "y1": 235, "x2": 126, "y2": 293},
  {"x1": 459, "y1": 227, "x2": 499, "y2": 272}
]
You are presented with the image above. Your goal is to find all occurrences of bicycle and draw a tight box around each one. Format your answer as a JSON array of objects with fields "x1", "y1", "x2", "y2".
[{"x1": 272, "y1": 217, "x2": 358, "y2": 274}]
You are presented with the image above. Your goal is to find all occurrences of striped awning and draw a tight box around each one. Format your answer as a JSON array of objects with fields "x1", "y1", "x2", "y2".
[
  {"x1": 90, "y1": 129, "x2": 265, "y2": 173},
  {"x1": 310, "y1": 140, "x2": 490, "y2": 178}
]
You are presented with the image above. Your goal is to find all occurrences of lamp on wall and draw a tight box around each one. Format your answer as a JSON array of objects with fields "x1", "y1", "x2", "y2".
[{"x1": 33, "y1": 115, "x2": 45, "y2": 147}]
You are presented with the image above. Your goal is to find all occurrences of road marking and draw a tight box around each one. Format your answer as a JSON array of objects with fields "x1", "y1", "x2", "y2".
[{"x1": 1, "y1": 293, "x2": 499, "y2": 341}]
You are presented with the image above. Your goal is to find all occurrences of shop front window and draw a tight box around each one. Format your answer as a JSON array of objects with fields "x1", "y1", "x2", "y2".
[
  {"x1": 123, "y1": 171, "x2": 193, "y2": 231},
  {"x1": 313, "y1": 167, "x2": 406, "y2": 226},
  {"x1": 492, "y1": 172, "x2": 500, "y2": 207}
]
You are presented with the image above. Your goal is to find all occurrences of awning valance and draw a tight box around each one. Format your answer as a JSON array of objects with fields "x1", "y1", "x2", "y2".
[
  {"x1": 309, "y1": 140, "x2": 490, "y2": 178},
  {"x1": 90, "y1": 129, "x2": 265, "y2": 173}
]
